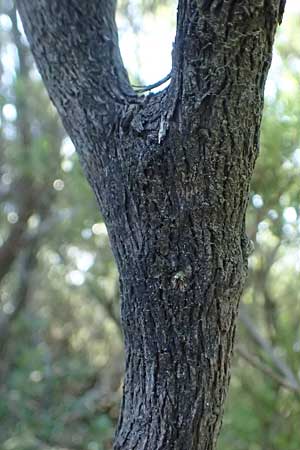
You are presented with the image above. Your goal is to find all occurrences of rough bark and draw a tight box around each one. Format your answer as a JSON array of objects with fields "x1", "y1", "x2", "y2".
[{"x1": 17, "y1": 1, "x2": 285, "y2": 449}]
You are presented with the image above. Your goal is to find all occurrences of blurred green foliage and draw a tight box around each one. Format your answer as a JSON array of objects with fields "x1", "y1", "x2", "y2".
[{"x1": 0, "y1": 1, "x2": 300, "y2": 450}]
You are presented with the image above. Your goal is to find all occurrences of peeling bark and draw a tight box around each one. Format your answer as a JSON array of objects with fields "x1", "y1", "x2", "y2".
[{"x1": 17, "y1": 1, "x2": 285, "y2": 448}]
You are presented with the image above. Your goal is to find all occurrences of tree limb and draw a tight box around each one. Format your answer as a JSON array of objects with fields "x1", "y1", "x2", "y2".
[
  {"x1": 17, "y1": 0, "x2": 135, "y2": 150},
  {"x1": 236, "y1": 345, "x2": 300, "y2": 394},
  {"x1": 172, "y1": 0, "x2": 285, "y2": 132},
  {"x1": 0, "y1": 205, "x2": 34, "y2": 283},
  {"x1": 239, "y1": 306, "x2": 300, "y2": 391}
]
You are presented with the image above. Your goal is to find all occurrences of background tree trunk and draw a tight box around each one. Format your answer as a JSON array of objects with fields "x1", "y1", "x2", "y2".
[{"x1": 17, "y1": 1, "x2": 285, "y2": 448}]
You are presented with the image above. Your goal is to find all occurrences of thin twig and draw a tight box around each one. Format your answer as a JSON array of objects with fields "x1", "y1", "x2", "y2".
[{"x1": 132, "y1": 72, "x2": 172, "y2": 93}]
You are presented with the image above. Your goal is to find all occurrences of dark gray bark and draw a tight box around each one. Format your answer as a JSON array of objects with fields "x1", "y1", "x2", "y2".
[{"x1": 17, "y1": 1, "x2": 285, "y2": 449}]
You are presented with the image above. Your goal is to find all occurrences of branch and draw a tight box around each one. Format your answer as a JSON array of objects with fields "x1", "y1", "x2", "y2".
[
  {"x1": 0, "y1": 181, "x2": 55, "y2": 284},
  {"x1": 236, "y1": 345, "x2": 300, "y2": 394},
  {"x1": 85, "y1": 278, "x2": 121, "y2": 331},
  {"x1": 17, "y1": 0, "x2": 134, "y2": 147},
  {"x1": 0, "y1": 245, "x2": 37, "y2": 362},
  {"x1": 239, "y1": 306, "x2": 300, "y2": 391},
  {"x1": 172, "y1": 0, "x2": 285, "y2": 130},
  {"x1": 0, "y1": 206, "x2": 33, "y2": 283},
  {"x1": 10, "y1": 5, "x2": 34, "y2": 151},
  {"x1": 132, "y1": 72, "x2": 172, "y2": 93},
  {"x1": 62, "y1": 381, "x2": 120, "y2": 425}
]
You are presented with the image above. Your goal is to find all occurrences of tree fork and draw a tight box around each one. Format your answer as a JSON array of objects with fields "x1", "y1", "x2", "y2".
[{"x1": 17, "y1": 1, "x2": 285, "y2": 448}]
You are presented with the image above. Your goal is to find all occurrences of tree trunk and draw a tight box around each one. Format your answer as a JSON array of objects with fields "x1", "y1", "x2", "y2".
[{"x1": 17, "y1": 1, "x2": 285, "y2": 448}]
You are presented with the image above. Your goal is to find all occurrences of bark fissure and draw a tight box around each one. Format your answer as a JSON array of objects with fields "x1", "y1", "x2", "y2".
[{"x1": 17, "y1": 0, "x2": 285, "y2": 449}]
